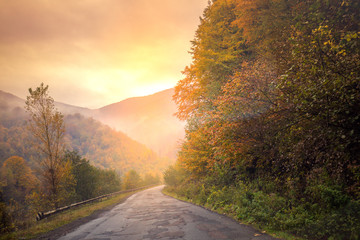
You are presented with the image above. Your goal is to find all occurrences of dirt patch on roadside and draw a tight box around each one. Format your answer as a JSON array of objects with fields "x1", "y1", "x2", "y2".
[{"x1": 32, "y1": 195, "x2": 132, "y2": 240}]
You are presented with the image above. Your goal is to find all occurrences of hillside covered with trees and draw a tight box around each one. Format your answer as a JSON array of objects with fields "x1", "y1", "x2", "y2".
[
  {"x1": 165, "y1": 0, "x2": 360, "y2": 239},
  {"x1": 0, "y1": 85, "x2": 161, "y2": 233},
  {"x1": 0, "y1": 91, "x2": 169, "y2": 176},
  {"x1": 0, "y1": 88, "x2": 184, "y2": 162}
]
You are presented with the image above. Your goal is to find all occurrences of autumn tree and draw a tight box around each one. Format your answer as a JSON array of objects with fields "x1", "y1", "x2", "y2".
[
  {"x1": 25, "y1": 83, "x2": 72, "y2": 207},
  {"x1": 0, "y1": 156, "x2": 37, "y2": 204},
  {"x1": 173, "y1": 0, "x2": 251, "y2": 181},
  {"x1": 174, "y1": 0, "x2": 247, "y2": 122},
  {"x1": 123, "y1": 170, "x2": 142, "y2": 190},
  {"x1": 0, "y1": 156, "x2": 38, "y2": 229}
]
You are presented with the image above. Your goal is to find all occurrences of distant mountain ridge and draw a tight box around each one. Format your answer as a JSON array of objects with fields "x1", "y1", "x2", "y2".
[
  {"x1": 0, "y1": 89, "x2": 93, "y2": 116},
  {"x1": 0, "y1": 90, "x2": 24, "y2": 107},
  {"x1": 95, "y1": 89, "x2": 185, "y2": 159},
  {"x1": 0, "y1": 88, "x2": 184, "y2": 160}
]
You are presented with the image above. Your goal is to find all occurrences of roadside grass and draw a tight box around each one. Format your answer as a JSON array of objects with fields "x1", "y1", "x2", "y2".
[
  {"x1": 162, "y1": 186, "x2": 304, "y2": 240},
  {"x1": 0, "y1": 190, "x2": 142, "y2": 240}
]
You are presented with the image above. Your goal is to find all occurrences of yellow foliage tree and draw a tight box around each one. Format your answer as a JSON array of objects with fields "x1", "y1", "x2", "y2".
[
  {"x1": 25, "y1": 83, "x2": 73, "y2": 207},
  {"x1": 1, "y1": 156, "x2": 37, "y2": 204}
]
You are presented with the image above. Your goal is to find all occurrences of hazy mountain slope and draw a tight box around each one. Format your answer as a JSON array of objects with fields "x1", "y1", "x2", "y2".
[
  {"x1": 94, "y1": 89, "x2": 185, "y2": 159},
  {"x1": 0, "y1": 90, "x2": 92, "y2": 122},
  {"x1": 64, "y1": 114, "x2": 169, "y2": 175},
  {"x1": 0, "y1": 88, "x2": 184, "y2": 160},
  {"x1": 0, "y1": 90, "x2": 29, "y2": 127},
  {"x1": 0, "y1": 90, "x2": 24, "y2": 107},
  {"x1": 0, "y1": 90, "x2": 169, "y2": 175}
]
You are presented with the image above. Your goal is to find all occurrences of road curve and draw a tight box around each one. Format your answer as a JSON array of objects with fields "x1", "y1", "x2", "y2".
[{"x1": 58, "y1": 186, "x2": 276, "y2": 240}]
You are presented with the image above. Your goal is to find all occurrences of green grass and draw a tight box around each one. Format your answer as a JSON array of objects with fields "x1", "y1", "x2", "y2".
[
  {"x1": 162, "y1": 186, "x2": 304, "y2": 240},
  {"x1": 0, "y1": 190, "x2": 143, "y2": 240},
  {"x1": 163, "y1": 182, "x2": 360, "y2": 240}
]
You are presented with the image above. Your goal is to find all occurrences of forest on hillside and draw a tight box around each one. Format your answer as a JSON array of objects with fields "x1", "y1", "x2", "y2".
[
  {"x1": 0, "y1": 85, "x2": 162, "y2": 233},
  {"x1": 165, "y1": 0, "x2": 360, "y2": 239},
  {"x1": 64, "y1": 113, "x2": 169, "y2": 174},
  {"x1": 0, "y1": 105, "x2": 168, "y2": 176}
]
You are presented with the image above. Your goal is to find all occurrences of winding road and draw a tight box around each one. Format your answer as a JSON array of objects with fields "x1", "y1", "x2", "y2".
[{"x1": 58, "y1": 186, "x2": 276, "y2": 240}]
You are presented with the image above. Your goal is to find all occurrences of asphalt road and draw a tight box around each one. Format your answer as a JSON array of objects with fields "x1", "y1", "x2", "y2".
[{"x1": 58, "y1": 186, "x2": 276, "y2": 240}]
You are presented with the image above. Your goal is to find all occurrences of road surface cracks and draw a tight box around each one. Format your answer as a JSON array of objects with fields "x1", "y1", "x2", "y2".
[{"x1": 58, "y1": 186, "x2": 277, "y2": 240}]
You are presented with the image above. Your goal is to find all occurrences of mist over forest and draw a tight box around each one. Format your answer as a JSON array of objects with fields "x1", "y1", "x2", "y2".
[{"x1": 0, "y1": 88, "x2": 181, "y2": 174}]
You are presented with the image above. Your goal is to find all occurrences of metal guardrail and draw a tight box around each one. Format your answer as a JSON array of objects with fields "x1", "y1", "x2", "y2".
[{"x1": 36, "y1": 185, "x2": 156, "y2": 221}]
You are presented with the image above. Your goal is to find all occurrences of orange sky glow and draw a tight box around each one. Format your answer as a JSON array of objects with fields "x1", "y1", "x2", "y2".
[{"x1": 0, "y1": 0, "x2": 208, "y2": 108}]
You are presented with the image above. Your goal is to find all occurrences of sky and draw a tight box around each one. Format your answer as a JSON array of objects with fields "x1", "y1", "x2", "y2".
[{"x1": 0, "y1": 0, "x2": 208, "y2": 109}]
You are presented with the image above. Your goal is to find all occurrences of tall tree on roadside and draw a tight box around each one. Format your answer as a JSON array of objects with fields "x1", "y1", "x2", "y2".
[
  {"x1": 173, "y1": 0, "x2": 250, "y2": 180},
  {"x1": 25, "y1": 83, "x2": 70, "y2": 207}
]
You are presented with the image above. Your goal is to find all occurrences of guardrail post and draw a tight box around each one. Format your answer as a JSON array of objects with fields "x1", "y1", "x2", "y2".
[{"x1": 36, "y1": 212, "x2": 44, "y2": 221}]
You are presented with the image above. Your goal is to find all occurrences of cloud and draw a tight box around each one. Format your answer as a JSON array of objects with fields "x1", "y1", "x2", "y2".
[{"x1": 0, "y1": 0, "x2": 208, "y2": 108}]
